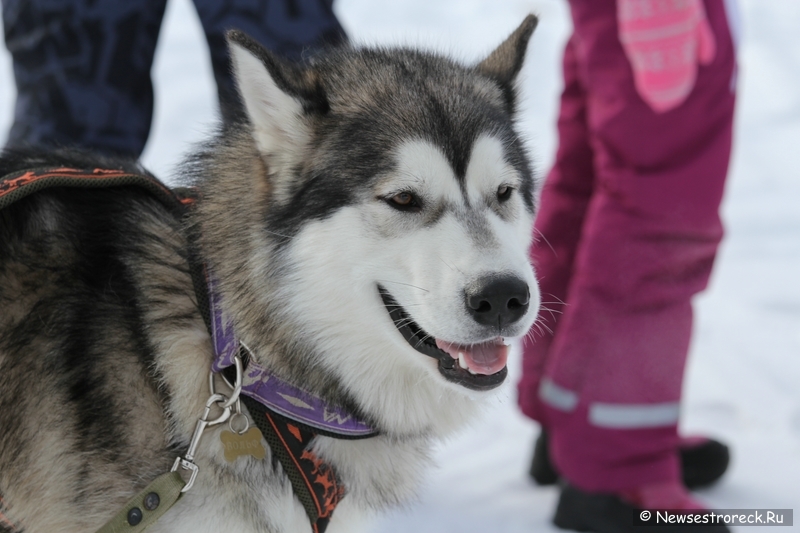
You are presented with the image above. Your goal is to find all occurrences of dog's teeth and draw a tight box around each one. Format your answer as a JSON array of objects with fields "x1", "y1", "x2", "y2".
[{"x1": 458, "y1": 353, "x2": 468, "y2": 370}]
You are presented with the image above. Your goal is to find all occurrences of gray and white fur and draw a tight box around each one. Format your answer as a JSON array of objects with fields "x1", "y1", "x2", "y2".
[{"x1": 0, "y1": 16, "x2": 540, "y2": 533}]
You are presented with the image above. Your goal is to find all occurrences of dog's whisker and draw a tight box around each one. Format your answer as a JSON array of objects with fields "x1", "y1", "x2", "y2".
[
  {"x1": 539, "y1": 302, "x2": 566, "y2": 309},
  {"x1": 543, "y1": 293, "x2": 567, "y2": 306},
  {"x1": 384, "y1": 303, "x2": 424, "y2": 309},
  {"x1": 538, "y1": 306, "x2": 562, "y2": 322},
  {"x1": 532, "y1": 317, "x2": 554, "y2": 336},
  {"x1": 393, "y1": 319, "x2": 417, "y2": 329},
  {"x1": 438, "y1": 257, "x2": 465, "y2": 275},
  {"x1": 414, "y1": 334, "x2": 435, "y2": 349},
  {"x1": 377, "y1": 280, "x2": 430, "y2": 293},
  {"x1": 532, "y1": 227, "x2": 557, "y2": 257},
  {"x1": 438, "y1": 258, "x2": 456, "y2": 272}
]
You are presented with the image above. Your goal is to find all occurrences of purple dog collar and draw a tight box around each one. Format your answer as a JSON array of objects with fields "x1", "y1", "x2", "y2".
[
  {"x1": 208, "y1": 278, "x2": 376, "y2": 437},
  {"x1": 240, "y1": 360, "x2": 375, "y2": 437},
  {"x1": 209, "y1": 280, "x2": 239, "y2": 373}
]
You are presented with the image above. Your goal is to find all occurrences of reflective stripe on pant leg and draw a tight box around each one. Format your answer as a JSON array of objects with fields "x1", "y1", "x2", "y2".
[
  {"x1": 589, "y1": 402, "x2": 681, "y2": 429},
  {"x1": 538, "y1": 377, "x2": 579, "y2": 413},
  {"x1": 539, "y1": 377, "x2": 680, "y2": 429},
  {"x1": 539, "y1": 381, "x2": 683, "y2": 490}
]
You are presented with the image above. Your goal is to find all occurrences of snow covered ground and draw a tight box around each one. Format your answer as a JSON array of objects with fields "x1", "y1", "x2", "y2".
[{"x1": 1, "y1": 1, "x2": 798, "y2": 531}]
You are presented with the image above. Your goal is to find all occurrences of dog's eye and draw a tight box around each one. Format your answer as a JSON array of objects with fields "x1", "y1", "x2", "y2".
[
  {"x1": 497, "y1": 185, "x2": 514, "y2": 202},
  {"x1": 386, "y1": 192, "x2": 422, "y2": 212}
]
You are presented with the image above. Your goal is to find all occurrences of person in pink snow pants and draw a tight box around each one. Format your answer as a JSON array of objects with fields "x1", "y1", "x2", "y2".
[{"x1": 518, "y1": 1, "x2": 738, "y2": 530}]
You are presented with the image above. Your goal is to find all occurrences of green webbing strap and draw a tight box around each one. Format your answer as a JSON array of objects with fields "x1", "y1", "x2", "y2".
[{"x1": 95, "y1": 472, "x2": 185, "y2": 533}]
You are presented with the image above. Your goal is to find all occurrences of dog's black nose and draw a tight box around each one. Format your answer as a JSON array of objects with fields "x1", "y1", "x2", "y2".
[{"x1": 465, "y1": 275, "x2": 530, "y2": 328}]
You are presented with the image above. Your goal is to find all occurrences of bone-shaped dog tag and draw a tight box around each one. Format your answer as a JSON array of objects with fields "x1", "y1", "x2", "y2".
[{"x1": 220, "y1": 427, "x2": 267, "y2": 462}]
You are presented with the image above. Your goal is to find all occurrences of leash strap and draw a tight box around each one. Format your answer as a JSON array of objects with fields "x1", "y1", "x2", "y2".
[
  {"x1": 240, "y1": 395, "x2": 344, "y2": 533},
  {"x1": 94, "y1": 472, "x2": 185, "y2": 533}
]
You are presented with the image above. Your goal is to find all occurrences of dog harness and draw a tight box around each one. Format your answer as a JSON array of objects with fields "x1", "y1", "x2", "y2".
[{"x1": 0, "y1": 167, "x2": 376, "y2": 533}]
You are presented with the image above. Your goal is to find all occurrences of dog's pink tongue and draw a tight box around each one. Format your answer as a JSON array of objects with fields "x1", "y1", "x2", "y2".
[{"x1": 435, "y1": 338, "x2": 508, "y2": 375}]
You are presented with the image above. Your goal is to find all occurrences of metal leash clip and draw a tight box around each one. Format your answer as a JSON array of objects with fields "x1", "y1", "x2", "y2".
[
  {"x1": 172, "y1": 355, "x2": 243, "y2": 492},
  {"x1": 209, "y1": 352, "x2": 244, "y2": 409}
]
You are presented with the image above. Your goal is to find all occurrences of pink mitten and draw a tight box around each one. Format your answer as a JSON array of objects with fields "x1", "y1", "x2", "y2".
[{"x1": 617, "y1": 0, "x2": 716, "y2": 112}]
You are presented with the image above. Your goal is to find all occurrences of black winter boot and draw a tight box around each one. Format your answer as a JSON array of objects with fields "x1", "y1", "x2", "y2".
[
  {"x1": 679, "y1": 438, "x2": 730, "y2": 489},
  {"x1": 553, "y1": 483, "x2": 730, "y2": 533},
  {"x1": 529, "y1": 432, "x2": 730, "y2": 489},
  {"x1": 528, "y1": 429, "x2": 559, "y2": 485}
]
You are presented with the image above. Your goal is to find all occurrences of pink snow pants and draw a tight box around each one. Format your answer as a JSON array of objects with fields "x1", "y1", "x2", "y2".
[{"x1": 517, "y1": 0, "x2": 737, "y2": 492}]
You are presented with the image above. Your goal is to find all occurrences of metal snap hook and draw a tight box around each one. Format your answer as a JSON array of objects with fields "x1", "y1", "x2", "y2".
[
  {"x1": 172, "y1": 392, "x2": 231, "y2": 493},
  {"x1": 203, "y1": 392, "x2": 232, "y2": 426},
  {"x1": 210, "y1": 354, "x2": 243, "y2": 410},
  {"x1": 220, "y1": 355, "x2": 243, "y2": 409}
]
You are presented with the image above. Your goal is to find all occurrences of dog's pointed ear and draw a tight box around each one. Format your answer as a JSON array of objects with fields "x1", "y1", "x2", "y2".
[
  {"x1": 476, "y1": 15, "x2": 538, "y2": 110},
  {"x1": 227, "y1": 30, "x2": 328, "y2": 167}
]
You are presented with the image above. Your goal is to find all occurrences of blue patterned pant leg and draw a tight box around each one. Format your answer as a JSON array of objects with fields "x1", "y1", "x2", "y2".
[
  {"x1": 3, "y1": 0, "x2": 345, "y2": 157},
  {"x1": 3, "y1": 0, "x2": 168, "y2": 157},
  {"x1": 191, "y1": 0, "x2": 347, "y2": 123}
]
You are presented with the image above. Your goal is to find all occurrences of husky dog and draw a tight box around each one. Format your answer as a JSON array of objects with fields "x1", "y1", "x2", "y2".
[{"x1": 0, "y1": 16, "x2": 540, "y2": 533}]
